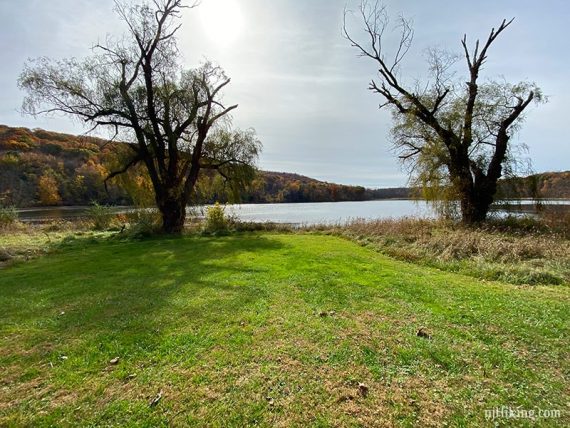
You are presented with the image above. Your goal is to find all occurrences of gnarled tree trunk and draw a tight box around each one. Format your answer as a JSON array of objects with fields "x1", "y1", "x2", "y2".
[
  {"x1": 461, "y1": 192, "x2": 493, "y2": 224},
  {"x1": 155, "y1": 171, "x2": 199, "y2": 234},
  {"x1": 157, "y1": 195, "x2": 187, "y2": 234}
]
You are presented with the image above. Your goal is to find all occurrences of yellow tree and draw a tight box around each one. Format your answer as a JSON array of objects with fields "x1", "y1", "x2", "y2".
[{"x1": 38, "y1": 173, "x2": 61, "y2": 206}]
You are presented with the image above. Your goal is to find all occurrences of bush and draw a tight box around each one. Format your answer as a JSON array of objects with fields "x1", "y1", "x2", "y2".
[
  {"x1": 0, "y1": 206, "x2": 18, "y2": 228},
  {"x1": 539, "y1": 206, "x2": 570, "y2": 237},
  {"x1": 86, "y1": 203, "x2": 114, "y2": 230},
  {"x1": 203, "y1": 203, "x2": 232, "y2": 234},
  {"x1": 122, "y1": 208, "x2": 162, "y2": 238}
]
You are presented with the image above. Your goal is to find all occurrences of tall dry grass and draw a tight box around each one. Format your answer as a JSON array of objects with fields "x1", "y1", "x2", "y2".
[{"x1": 326, "y1": 216, "x2": 570, "y2": 286}]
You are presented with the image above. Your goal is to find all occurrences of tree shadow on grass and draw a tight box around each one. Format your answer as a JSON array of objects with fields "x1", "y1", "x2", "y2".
[{"x1": 0, "y1": 234, "x2": 286, "y2": 380}]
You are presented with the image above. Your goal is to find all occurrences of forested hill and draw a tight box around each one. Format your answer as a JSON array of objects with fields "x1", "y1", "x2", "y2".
[
  {"x1": 1, "y1": 125, "x2": 567, "y2": 207},
  {"x1": 498, "y1": 172, "x2": 570, "y2": 200},
  {"x1": 0, "y1": 125, "x2": 409, "y2": 207},
  {"x1": 0, "y1": 125, "x2": 129, "y2": 207},
  {"x1": 238, "y1": 171, "x2": 409, "y2": 204}
]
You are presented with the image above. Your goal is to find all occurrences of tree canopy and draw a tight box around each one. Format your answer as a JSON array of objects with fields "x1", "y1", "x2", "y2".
[
  {"x1": 19, "y1": 0, "x2": 260, "y2": 233},
  {"x1": 344, "y1": 1, "x2": 545, "y2": 223}
]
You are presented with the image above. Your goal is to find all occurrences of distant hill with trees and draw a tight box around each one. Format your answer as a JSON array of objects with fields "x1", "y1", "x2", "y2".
[
  {"x1": 0, "y1": 125, "x2": 409, "y2": 207},
  {"x1": 219, "y1": 171, "x2": 410, "y2": 204},
  {"x1": 498, "y1": 172, "x2": 570, "y2": 200},
  {"x1": 0, "y1": 125, "x2": 130, "y2": 207},
  {"x1": 1, "y1": 125, "x2": 567, "y2": 208}
]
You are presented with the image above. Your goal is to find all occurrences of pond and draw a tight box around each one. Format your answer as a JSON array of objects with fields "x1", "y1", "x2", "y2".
[{"x1": 15, "y1": 199, "x2": 570, "y2": 225}]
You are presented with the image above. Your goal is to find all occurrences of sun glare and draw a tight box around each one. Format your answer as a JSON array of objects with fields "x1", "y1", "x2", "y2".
[{"x1": 199, "y1": 0, "x2": 245, "y2": 47}]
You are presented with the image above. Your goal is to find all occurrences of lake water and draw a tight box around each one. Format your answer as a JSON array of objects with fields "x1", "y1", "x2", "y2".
[
  {"x1": 15, "y1": 199, "x2": 570, "y2": 225},
  {"x1": 222, "y1": 200, "x2": 434, "y2": 225}
]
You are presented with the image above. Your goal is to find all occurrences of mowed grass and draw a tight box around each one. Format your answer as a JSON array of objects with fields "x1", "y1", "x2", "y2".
[{"x1": 0, "y1": 234, "x2": 568, "y2": 427}]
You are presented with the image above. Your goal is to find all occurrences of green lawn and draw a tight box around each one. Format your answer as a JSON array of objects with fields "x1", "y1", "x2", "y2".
[{"x1": 0, "y1": 234, "x2": 568, "y2": 426}]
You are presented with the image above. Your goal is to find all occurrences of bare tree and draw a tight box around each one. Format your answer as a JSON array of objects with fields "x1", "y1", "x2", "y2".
[
  {"x1": 344, "y1": 1, "x2": 544, "y2": 223},
  {"x1": 19, "y1": 0, "x2": 260, "y2": 233}
]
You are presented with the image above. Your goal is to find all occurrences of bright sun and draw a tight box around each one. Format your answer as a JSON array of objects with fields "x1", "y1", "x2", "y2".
[{"x1": 199, "y1": 0, "x2": 245, "y2": 47}]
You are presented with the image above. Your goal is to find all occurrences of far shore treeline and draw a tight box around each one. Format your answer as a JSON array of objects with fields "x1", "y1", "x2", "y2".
[{"x1": 1, "y1": 124, "x2": 568, "y2": 208}]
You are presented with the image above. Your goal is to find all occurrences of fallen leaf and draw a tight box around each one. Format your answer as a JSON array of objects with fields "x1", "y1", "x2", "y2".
[
  {"x1": 416, "y1": 327, "x2": 432, "y2": 340},
  {"x1": 149, "y1": 390, "x2": 163, "y2": 408},
  {"x1": 358, "y1": 382, "x2": 369, "y2": 397}
]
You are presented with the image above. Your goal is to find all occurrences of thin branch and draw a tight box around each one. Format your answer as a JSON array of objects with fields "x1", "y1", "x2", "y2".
[{"x1": 103, "y1": 154, "x2": 143, "y2": 192}]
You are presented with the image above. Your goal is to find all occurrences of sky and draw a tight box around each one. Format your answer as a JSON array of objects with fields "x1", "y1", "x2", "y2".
[{"x1": 0, "y1": 0, "x2": 568, "y2": 188}]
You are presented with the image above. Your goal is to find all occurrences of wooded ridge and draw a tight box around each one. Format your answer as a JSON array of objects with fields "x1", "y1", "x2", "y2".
[
  {"x1": 0, "y1": 125, "x2": 408, "y2": 207},
  {"x1": 0, "y1": 125, "x2": 567, "y2": 207}
]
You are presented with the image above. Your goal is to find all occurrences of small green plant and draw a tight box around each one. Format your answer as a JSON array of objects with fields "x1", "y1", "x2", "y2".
[
  {"x1": 203, "y1": 203, "x2": 232, "y2": 234},
  {"x1": 0, "y1": 206, "x2": 18, "y2": 228},
  {"x1": 123, "y1": 208, "x2": 162, "y2": 238},
  {"x1": 86, "y1": 202, "x2": 114, "y2": 230}
]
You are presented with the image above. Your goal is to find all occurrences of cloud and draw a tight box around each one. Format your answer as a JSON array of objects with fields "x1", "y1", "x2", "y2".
[{"x1": 1, "y1": 0, "x2": 568, "y2": 189}]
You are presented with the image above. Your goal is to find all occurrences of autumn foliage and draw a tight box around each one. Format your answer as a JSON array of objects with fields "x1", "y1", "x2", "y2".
[
  {"x1": 0, "y1": 125, "x2": 133, "y2": 207},
  {"x1": 0, "y1": 125, "x2": 411, "y2": 207},
  {"x1": 37, "y1": 174, "x2": 61, "y2": 206},
  {"x1": 1, "y1": 125, "x2": 568, "y2": 208}
]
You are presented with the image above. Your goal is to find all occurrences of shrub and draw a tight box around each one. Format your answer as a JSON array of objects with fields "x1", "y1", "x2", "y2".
[
  {"x1": 86, "y1": 202, "x2": 114, "y2": 230},
  {"x1": 122, "y1": 208, "x2": 162, "y2": 238},
  {"x1": 0, "y1": 206, "x2": 18, "y2": 228},
  {"x1": 203, "y1": 203, "x2": 232, "y2": 234},
  {"x1": 539, "y1": 206, "x2": 570, "y2": 237}
]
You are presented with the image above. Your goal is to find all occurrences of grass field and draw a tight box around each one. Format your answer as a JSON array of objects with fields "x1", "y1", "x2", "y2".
[
  {"x1": 1, "y1": 233, "x2": 568, "y2": 426},
  {"x1": 332, "y1": 217, "x2": 570, "y2": 286}
]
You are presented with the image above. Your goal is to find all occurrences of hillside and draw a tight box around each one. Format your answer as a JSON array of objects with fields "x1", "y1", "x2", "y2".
[
  {"x1": 498, "y1": 171, "x2": 570, "y2": 199},
  {"x1": 234, "y1": 171, "x2": 409, "y2": 204},
  {"x1": 0, "y1": 125, "x2": 131, "y2": 207},
  {"x1": 0, "y1": 125, "x2": 409, "y2": 207},
  {"x1": 1, "y1": 124, "x2": 567, "y2": 207}
]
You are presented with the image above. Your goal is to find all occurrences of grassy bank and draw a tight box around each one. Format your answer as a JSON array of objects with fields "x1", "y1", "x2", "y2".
[
  {"x1": 1, "y1": 233, "x2": 568, "y2": 426},
  {"x1": 2, "y1": 213, "x2": 570, "y2": 286},
  {"x1": 0, "y1": 223, "x2": 111, "y2": 268},
  {"x1": 2, "y1": 214, "x2": 570, "y2": 287},
  {"x1": 326, "y1": 217, "x2": 570, "y2": 286}
]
